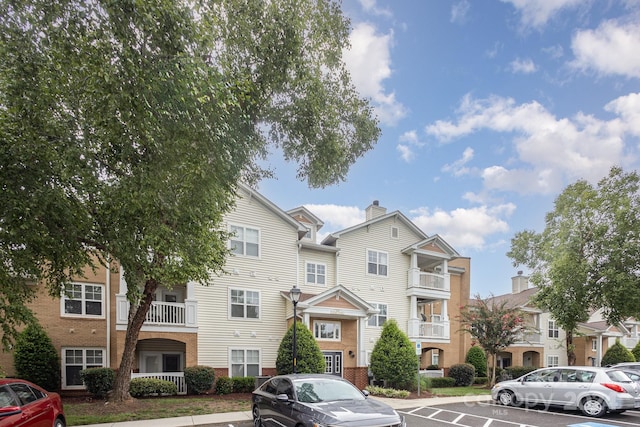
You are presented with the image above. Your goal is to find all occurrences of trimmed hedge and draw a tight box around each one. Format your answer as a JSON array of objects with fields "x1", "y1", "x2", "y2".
[
  {"x1": 215, "y1": 376, "x2": 234, "y2": 395},
  {"x1": 429, "y1": 377, "x2": 456, "y2": 388},
  {"x1": 129, "y1": 378, "x2": 178, "y2": 397},
  {"x1": 504, "y1": 366, "x2": 537, "y2": 380},
  {"x1": 184, "y1": 366, "x2": 216, "y2": 395},
  {"x1": 80, "y1": 367, "x2": 116, "y2": 398},
  {"x1": 232, "y1": 376, "x2": 256, "y2": 393},
  {"x1": 448, "y1": 363, "x2": 475, "y2": 386}
]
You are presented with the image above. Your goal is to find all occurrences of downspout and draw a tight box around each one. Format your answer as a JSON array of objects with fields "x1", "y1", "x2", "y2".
[{"x1": 105, "y1": 258, "x2": 111, "y2": 367}]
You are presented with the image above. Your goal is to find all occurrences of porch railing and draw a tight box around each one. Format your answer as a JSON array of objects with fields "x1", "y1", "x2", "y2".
[
  {"x1": 408, "y1": 319, "x2": 450, "y2": 340},
  {"x1": 407, "y1": 270, "x2": 450, "y2": 292},
  {"x1": 145, "y1": 302, "x2": 185, "y2": 325},
  {"x1": 622, "y1": 336, "x2": 640, "y2": 349},
  {"x1": 131, "y1": 372, "x2": 187, "y2": 395}
]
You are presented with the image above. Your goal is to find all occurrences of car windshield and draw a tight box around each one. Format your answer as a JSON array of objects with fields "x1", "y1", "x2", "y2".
[{"x1": 293, "y1": 378, "x2": 365, "y2": 403}]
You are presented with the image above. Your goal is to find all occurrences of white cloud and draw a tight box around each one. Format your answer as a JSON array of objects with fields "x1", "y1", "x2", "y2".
[
  {"x1": 358, "y1": 0, "x2": 393, "y2": 18},
  {"x1": 442, "y1": 147, "x2": 475, "y2": 176},
  {"x1": 303, "y1": 204, "x2": 365, "y2": 231},
  {"x1": 425, "y1": 93, "x2": 640, "y2": 194},
  {"x1": 343, "y1": 23, "x2": 407, "y2": 126},
  {"x1": 396, "y1": 144, "x2": 414, "y2": 162},
  {"x1": 509, "y1": 58, "x2": 538, "y2": 74},
  {"x1": 451, "y1": 1, "x2": 471, "y2": 25},
  {"x1": 542, "y1": 44, "x2": 564, "y2": 59},
  {"x1": 501, "y1": 0, "x2": 585, "y2": 29},
  {"x1": 570, "y1": 19, "x2": 640, "y2": 78},
  {"x1": 409, "y1": 204, "x2": 516, "y2": 250}
]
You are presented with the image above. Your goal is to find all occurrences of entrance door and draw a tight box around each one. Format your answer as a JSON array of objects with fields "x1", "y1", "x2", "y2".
[{"x1": 323, "y1": 352, "x2": 342, "y2": 377}]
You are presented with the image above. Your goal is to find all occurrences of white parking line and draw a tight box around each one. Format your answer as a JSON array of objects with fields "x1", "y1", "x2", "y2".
[{"x1": 400, "y1": 407, "x2": 534, "y2": 427}]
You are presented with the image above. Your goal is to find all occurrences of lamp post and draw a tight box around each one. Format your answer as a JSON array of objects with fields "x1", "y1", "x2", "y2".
[{"x1": 289, "y1": 285, "x2": 301, "y2": 374}]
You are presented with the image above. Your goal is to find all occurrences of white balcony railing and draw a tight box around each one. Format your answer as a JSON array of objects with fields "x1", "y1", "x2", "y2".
[
  {"x1": 131, "y1": 372, "x2": 187, "y2": 395},
  {"x1": 407, "y1": 270, "x2": 450, "y2": 292},
  {"x1": 515, "y1": 331, "x2": 542, "y2": 344},
  {"x1": 622, "y1": 337, "x2": 640, "y2": 349},
  {"x1": 408, "y1": 319, "x2": 450, "y2": 340},
  {"x1": 145, "y1": 301, "x2": 186, "y2": 325}
]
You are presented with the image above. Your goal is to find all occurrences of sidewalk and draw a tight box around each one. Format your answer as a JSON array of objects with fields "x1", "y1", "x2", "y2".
[{"x1": 80, "y1": 395, "x2": 492, "y2": 427}]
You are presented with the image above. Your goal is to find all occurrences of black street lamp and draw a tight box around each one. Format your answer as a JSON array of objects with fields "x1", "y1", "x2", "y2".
[{"x1": 289, "y1": 285, "x2": 301, "y2": 374}]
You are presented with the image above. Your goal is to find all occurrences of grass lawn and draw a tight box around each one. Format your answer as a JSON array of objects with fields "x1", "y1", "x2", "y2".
[{"x1": 430, "y1": 385, "x2": 492, "y2": 397}]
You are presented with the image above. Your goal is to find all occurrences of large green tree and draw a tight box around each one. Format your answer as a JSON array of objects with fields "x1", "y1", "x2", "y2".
[
  {"x1": 459, "y1": 295, "x2": 530, "y2": 386},
  {"x1": 0, "y1": 0, "x2": 379, "y2": 402},
  {"x1": 508, "y1": 167, "x2": 640, "y2": 365},
  {"x1": 369, "y1": 319, "x2": 418, "y2": 390}
]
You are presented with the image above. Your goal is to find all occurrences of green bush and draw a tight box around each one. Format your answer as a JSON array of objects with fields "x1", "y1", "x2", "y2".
[
  {"x1": 369, "y1": 320, "x2": 418, "y2": 390},
  {"x1": 276, "y1": 321, "x2": 325, "y2": 374},
  {"x1": 602, "y1": 339, "x2": 635, "y2": 366},
  {"x1": 505, "y1": 366, "x2": 537, "y2": 379},
  {"x1": 184, "y1": 366, "x2": 216, "y2": 395},
  {"x1": 426, "y1": 364, "x2": 440, "y2": 370},
  {"x1": 448, "y1": 363, "x2": 475, "y2": 386},
  {"x1": 631, "y1": 341, "x2": 640, "y2": 362},
  {"x1": 215, "y1": 376, "x2": 234, "y2": 395},
  {"x1": 465, "y1": 346, "x2": 487, "y2": 377},
  {"x1": 474, "y1": 377, "x2": 488, "y2": 385},
  {"x1": 14, "y1": 324, "x2": 61, "y2": 391},
  {"x1": 80, "y1": 367, "x2": 116, "y2": 398},
  {"x1": 232, "y1": 376, "x2": 256, "y2": 393},
  {"x1": 429, "y1": 377, "x2": 456, "y2": 388},
  {"x1": 364, "y1": 385, "x2": 410, "y2": 398},
  {"x1": 129, "y1": 378, "x2": 178, "y2": 397}
]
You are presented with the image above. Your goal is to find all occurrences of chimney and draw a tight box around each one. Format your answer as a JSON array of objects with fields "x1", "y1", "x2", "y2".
[
  {"x1": 366, "y1": 200, "x2": 387, "y2": 221},
  {"x1": 511, "y1": 271, "x2": 529, "y2": 294}
]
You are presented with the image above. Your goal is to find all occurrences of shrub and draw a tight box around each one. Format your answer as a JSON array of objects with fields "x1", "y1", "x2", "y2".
[
  {"x1": 369, "y1": 320, "x2": 418, "y2": 389},
  {"x1": 631, "y1": 341, "x2": 640, "y2": 362},
  {"x1": 276, "y1": 321, "x2": 325, "y2": 374},
  {"x1": 602, "y1": 339, "x2": 635, "y2": 366},
  {"x1": 505, "y1": 366, "x2": 537, "y2": 379},
  {"x1": 465, "y1": 346, "x2": 487, "y2": 377},
  {"x1": 129, "y1": 378, "x2": 177, "y2": 397},
  {"x1": 364, "y1": 385, "x2": 410, "y2": 398},
  {"x1": 474, "y1": 377, "x2": 488, "y2": 385},
  {"x1": 80, "y1": 367, "x2": 116, "y2": 398},
  {"x1": 14, "y1": 323, "x2": 60, "y2": 391},
  {"x1": 430, "y1": 377, "x2": 456, "y2": 388},
  {"x1": 215, "y1": 376, "x2": 234, "y2": 395},
  {"x1": 232, "y1": 376, "x2": 256, "y2": 393},
  {"x1": 184, "y1": 366, "x2": 216, "y2": 395},
  {"x1": 448, "y1": 363, "x2": 475, "y2": 386}
]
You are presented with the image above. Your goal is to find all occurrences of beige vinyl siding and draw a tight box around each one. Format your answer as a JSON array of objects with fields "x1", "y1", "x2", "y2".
[
  {"x1": 195, "y1": 188, "x2": 300, "y2": 371},
  {"x1": 334, "y1": 218, "x2": 421, "y2": 352},
  {"x1": 298, "y1": 249, "x2": 335, "y2": 291}
]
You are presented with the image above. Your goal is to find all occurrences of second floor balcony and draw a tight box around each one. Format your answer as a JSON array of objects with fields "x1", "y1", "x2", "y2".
[
  {"x1": 116, "y1": 288, "x2": 198, "y2": 331},
  {"x1": 407, "y1": 269, "x2": 450, "y2": 300},
  {"x1": 408, "y1": 319, "x2": 450, "y2": 342}
]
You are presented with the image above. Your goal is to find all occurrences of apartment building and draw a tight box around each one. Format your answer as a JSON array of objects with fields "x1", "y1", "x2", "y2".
[{"x1": 0, "y1": 183, "x2": 472, "y2": 392}]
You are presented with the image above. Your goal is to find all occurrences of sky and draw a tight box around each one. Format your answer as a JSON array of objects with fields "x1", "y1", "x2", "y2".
[{"x1": 256, "y1": 0, "x2": 640, "y2": 297}]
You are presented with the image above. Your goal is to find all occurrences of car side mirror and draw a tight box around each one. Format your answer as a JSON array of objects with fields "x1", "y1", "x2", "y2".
[
  {"x1": 361, "y1": 390, "x2": 370, "y2": 397},
  {"x1": 276, "y1": 394, "x2": 290, "y2": 402}
]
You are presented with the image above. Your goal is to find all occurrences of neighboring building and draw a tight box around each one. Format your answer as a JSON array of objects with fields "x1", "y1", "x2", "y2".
[{"x1": 0, "y1": 184, "x2": 472, "y2": 393}]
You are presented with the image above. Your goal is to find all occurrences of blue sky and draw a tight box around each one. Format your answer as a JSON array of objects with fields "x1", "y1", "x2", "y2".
[{"x1": 256, "y1": 0, "x2": 640, "y2": 297}]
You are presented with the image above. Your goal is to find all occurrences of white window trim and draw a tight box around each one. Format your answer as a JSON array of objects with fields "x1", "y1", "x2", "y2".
[
  {"x1": 305, "y1": 261, "x2": 327, "y2": 286},
  {"x1": 228, "y1": 288, "x2": 261, "y2": 320},
  {"x1": 313, "y1": 321, "x2": 341, "y2": 341},
  {"x1": 229, "y1": 348, "x2": 261, "y2": 378},
  {"x1": 390, "y1": 226, "x2": 399, "y2": 239},
  {"x1": 228, "y1": 223, "x2": 261, "y2": 259},
  {"x1": 366, "y1": 249, "x2": 389, "y2": 277},
  {"x1": 591, "y1": 339, "x2": 597, "y2": 351},
  {"x1": 60, "y1": 282, "x2": 105, "y2": 319},
  {"x1": 548, "y1": 320, "x2": 559, "y2": 338},
  {"x1": 367, "y1": 302, "x2": 388, "y2": 328},
  {"x1": 547, "y1": 355, "x2": 559, "y2": 367},
  {"x1": 61, "y1": 347, "x2": 106, "y2": 390}
]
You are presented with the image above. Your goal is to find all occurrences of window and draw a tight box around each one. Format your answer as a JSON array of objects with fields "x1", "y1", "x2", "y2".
[
  {"x1": 314, "y1": 321, "x2": 341, "y2": 340},
  {"x1": 547, "y1": 355, "x2": 559, "y2": 367},
  {"x1": 391, "y1": 227, "x2": 399, "y2": 239},
  {"x1": 431, "y1": 351, "x2": 439, "y2": 367},
  {"x1": 230, "y1": 289, "x2": 260, "y2": 319},
  {"x1": 62, "y1": 348, "x2": 105, "y2": 389},
  {"x1": 306, "y1": 262, "x2": 326, "y2": 285},
  {"x1": 229, "y1": 225, "x2": 260, "y2": 257},
  {"x1": 368, "y1": 303, "x2": 387, "y2": 327},
  {"x1": 548, "y1": 320, "x2": 559, "y2": 338},
  {"x1": 591, "y1": 339, "x2": 597, "y2": 351},
  {"x1": 62, "y1": 283, "x2": 104, "y2": 317},
  {"x1": 367, "y1": 250, "x2": 388, "y2": 276},
  {"x1": 231, "y1": 349, "x2": 260, "y2": 377}
]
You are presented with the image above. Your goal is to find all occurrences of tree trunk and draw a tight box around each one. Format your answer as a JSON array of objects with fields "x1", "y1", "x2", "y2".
[
  {"x1": 109, "y1": 279, "x2": 158, "y2": 402},
  {"x1": 490, "y1": 353, "x2": 497, "y2": 387},
  {"x1": 566, "y1": 330, "x2": 576, "y2": 366}
]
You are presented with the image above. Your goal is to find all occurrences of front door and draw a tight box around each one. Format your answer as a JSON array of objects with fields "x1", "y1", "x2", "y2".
[{"x1": 323, "y1": 352, "x2": 342, "y2": 377}]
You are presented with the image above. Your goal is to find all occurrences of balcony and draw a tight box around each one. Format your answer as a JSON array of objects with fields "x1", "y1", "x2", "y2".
[
  {"x1": 622, "y1": 337, "x2": 640, "y2": 349},
  {"x1": 514, "y1": 331, "x2": 543, "y2": 345},
  {"x1": 116, "y1": 295, "x2": 198, "y2": 331},
  {"x1": 407, "y1": 270, "x2": 450, "y2": 300},
  {"x1": 408, "y1": 319, "x2": 450, "y2": 342},
  {"x1": 145, "y1": 301, "x2": 186, "y2": 325}
]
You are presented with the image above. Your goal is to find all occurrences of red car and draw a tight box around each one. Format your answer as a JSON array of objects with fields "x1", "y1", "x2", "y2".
[{"x1": 0, "y1": 378, "x2": 65, "y2": 427}]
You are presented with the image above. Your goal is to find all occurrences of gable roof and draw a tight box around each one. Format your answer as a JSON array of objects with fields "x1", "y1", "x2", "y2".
[
  {"x1": 486, "y1": 287, "x2": 539, "y2": 310},
  {"x1": 238, "y1": 183, "x2": 307, "y2": 237},
  {"x1": 402, "y1": 234, "x2": 460, "y2": 259},
  {"x1": 286, "y1": 206, "x2": 324, "y2": 231},
  {"x1": 321, "y1": 210, "x2": 427, "y2": 245},
  {"x1": 280, "y1": 284, "x2": 379, "y2": 319}
]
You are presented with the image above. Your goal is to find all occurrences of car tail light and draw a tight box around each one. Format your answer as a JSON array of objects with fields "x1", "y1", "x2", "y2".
[{"x1": 601, "y1": 383, "x2": 626, "y2": 393}]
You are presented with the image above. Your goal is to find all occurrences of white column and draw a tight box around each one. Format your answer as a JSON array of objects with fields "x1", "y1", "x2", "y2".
[
  {"x1": 441, "y1": 299, "x2": 448, "y2": 321},
  {"x1": 358, "y1": 317, "x2": 366, "y2": 366}
]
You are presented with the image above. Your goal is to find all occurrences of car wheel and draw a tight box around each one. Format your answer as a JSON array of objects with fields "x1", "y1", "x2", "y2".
[
  {"x1": 497, "y1": 390, "x2": 516, "y2": 406},
  {"x1": 54, "y1": 417, "x2": 66, "y2": 427},
  {"x1": 580, "y1": 396, "x2": 606, "y2": 417},
  {"x1": 252, "y1": 406, "x2": 264, "y2": 427}
]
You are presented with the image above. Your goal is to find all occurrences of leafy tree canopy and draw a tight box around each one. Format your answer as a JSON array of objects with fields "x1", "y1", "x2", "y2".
[
  {"x1": 0, "y1": 0, "x2": 379, "y2": 400},
  {"x1": 369, "y1": 319, "x2": 418, "y2": 390}
]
